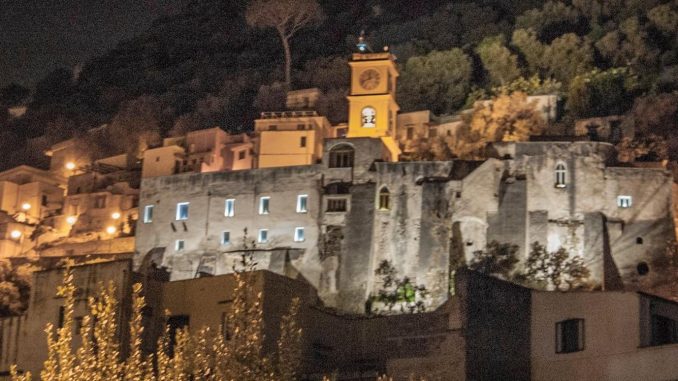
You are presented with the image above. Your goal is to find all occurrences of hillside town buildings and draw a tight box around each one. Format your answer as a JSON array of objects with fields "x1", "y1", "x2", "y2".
[{"x1": 0, "y1": 48, "x2": 677, "y2": 379}]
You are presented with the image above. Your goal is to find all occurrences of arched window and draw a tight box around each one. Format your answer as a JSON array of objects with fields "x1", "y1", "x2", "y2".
[
  {"x1": 555, "y1": 163, "x2": 567, "y2": 188},
  {"x1": 378, "y1": 187, "x2": 390, "y2": 210},
  {"x1": 361, "y1": 107, "x2": 376, "y2": 128},
  {"x1": 329, "y1": 144, "x2": 355, "y2": 168}
]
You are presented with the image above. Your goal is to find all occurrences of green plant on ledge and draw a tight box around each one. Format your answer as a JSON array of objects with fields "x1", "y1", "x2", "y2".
[{"x1": 368, "y1": 260, "x2": 429, "y2": 314}]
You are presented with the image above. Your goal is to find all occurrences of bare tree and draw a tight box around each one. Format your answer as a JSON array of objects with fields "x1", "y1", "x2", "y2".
[{"x1": 246, "y1": 0, "x2": 324, "y2": 87}]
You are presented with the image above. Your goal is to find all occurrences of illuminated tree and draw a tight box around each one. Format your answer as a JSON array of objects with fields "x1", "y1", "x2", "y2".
[
  {"x1": 455, "y1": 91, "x2": 545, "y2": 159},
  {"x1": 246, "y1": 0, "x2": 325, "y2": 87},
  {"x1": 11, "y1": 266, "x2": 302, "y2": 381}
]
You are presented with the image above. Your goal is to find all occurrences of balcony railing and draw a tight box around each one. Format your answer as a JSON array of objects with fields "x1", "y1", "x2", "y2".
[{"x1": 259, "y1": 110, "x2": 318, "y2": 119}]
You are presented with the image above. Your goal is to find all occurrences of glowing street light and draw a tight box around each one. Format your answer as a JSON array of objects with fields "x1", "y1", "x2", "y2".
[
  {"x1": 106, "y1": 226, "x2": 117, "y2": 235},
  {"x1": 111, "y1": 212, "x2": 121, "y2": 220},
  {"x1": 10, "y1": 230, "x2": 22, "y2": 240},
  {"x1": 21, "y1": 203, "x2": 31, "y2": 211},
  {"x1": 66, "y1": 216, "x2": 77, "y2": 225},
  {"x1": 65, "y1": 162, "x2": 76, "y2": 171}
]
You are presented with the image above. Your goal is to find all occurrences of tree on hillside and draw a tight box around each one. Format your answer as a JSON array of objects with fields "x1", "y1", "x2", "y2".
[
  {"x1": 246, "y1": 0, "x2": 325, "y2": 87},
  {"x1": 476, "y1": 36, "x2": 521, "y2": 87},
  {"x1": 107, "y1": 95, "x2": 164, "y2": 158},
  {"x1": 0, "y1": 84, "x2": 30, "y2": 107},
  {"x1": 455, "y1": 91, "x2": 545, "y2": 158},
  {"x1": 541, "y1": 33, "x2": 593, "y2": 86},
  {"x1": 566, "y1": 67, "x2": 638, "y2": 118},
  {"x1": 0, "y1": 260, "x2": 36, "y2": 317},
  {"x1": 397, "y1": 48, "x2": 472, "y2": 115},
  {"x1": 511, "y1": 28, "x2": 544, "y2": 74}
]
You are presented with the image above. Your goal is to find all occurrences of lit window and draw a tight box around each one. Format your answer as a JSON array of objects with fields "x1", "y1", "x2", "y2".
[
  {"x1": 326, "y1": 198, "x2": 347, "y2": 212},
  {"x1": 258, "y1": 229, "x2": 268, "y2": 243},
  {"x1": 378, "y1": 187, "x2": 390, "y2": 210},
  {"x1": 259, "y1": 197, "x2": 270, "y2": 215},
  {"x1": 296, "y1": 195, "x2": 308, "y2": 213},
  {"x1": 361, "y1": 107, "x2": 376, "y2": 128},
  {"x1": 224, "y1": 199, "x2": 235, "y2": 217},
  {"x1": 300, "y1": 136, "x2": 307, "y2": 148},
  {"x1": 143, "y1": 205, "x2": 154, "y2": 223},
  {"x1": 556, "y1": 319, "x2": 584, "y2": 353},
  {"x1": 176, "y1": 202, "x2": 190, "y2": 220},
  {"x1": 175, "y1": 240, "x2": 185, "y2": 251},
  {"x1": 555, "y1": 163, "x2": 567, "y2": 188},
  {"x1": 294, "y1": 227, "x2": 305, "y2": 242},
  {"x1": 617, "y1": 195, "x2": 632, "y2": 208},
  {"x1": 221, "y1": 231, "x2": 230, "y2": 245}
]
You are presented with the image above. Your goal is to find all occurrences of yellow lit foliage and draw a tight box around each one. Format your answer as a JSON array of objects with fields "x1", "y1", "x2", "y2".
[
  {"x1": 11, "y1": 268, "x2": 302, "y2": 381},
  {"x1": 456, "y1": 91, "x2": 545, "y2": 159}
]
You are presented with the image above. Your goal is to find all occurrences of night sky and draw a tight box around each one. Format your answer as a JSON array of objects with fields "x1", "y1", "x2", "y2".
[{"x1": 0, "y1": 0, "x2": 183, "y2": 89}]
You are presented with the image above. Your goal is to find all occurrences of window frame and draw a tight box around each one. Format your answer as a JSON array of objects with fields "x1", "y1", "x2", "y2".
[
  {"x1": 294, "y1": 227, "x2": 305, "y2": 242},
  {"x1": 224, "y1": 199, "x2": 235, "y2": 217},
  {"x1": 175, "y1": 239, "x2": 185, "y2": 252},
  {"x1": 555, "y1": 163, "x2": 567, "y2": 188},
  {"x1": 617, "y1": 195, "x2": 632, "y2": 208},
  {"x1": 556, "y1": 318, "x2": 585, "y2": 354},
  {"x1": 328, "y1": 145, "x2": 355, "y2": 168},
  {"x1": 378, "y1": 186, "x2": 390, "y2": 211},
  {"x1": 221, "y1": 231, "x2": 230, "y2": 245},
  {"x1": 296, "y1": 195, "x2": 308, "y2": 213},
  {"x1": 326, "y1": 197, "x2": 348, "y2": 212},
  {"x1": 259, "y1": 197, "x2": 270, "y2": 215},
  {"x1": 176, "y1": 202, "x2": 190, "y2": 220},
  {"x1": 143, "y1": 205, "x2": 154, "y2": 224},
  {"x1": 300, "y1": 136, "x2": 307, "y2": 148},
  {"x1": 257, "y1": 229, "x2": 268, "y2": 243}
]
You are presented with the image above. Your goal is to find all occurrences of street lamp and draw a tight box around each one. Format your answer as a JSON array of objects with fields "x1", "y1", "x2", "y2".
[
  {"x1": 106, "y1": 226, "x2": 117, "y2": 235},
  {"x1": 66, "y1": 216, "x2": 77, "y2": 225},
  {"x1": 65, "y1": 162, "x2": 76, "y2": 171},
  {"x1": 21, "y1": 203, "x2": 31, "y2": 211},
  {"x1": 111, "y1": 212, "x2": 121, "y2": 220},
  {"x1": 10, "y1": 230, "x2": 21, "y2": 240}
]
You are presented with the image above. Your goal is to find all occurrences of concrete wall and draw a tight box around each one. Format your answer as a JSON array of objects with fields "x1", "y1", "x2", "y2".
[{"x1": 531, "y1": 291, "x2": 678, "y2": 381}]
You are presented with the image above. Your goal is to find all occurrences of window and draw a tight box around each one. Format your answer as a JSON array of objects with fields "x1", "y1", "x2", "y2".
[
  {"x1": 258, "y1": 229, "x2": 268, "y2": 243},
  {"x1": 556, "y1": 319, "x2": 585, "y2": 353},
  {"x1": 294, "y1": 227, "x2": 305, "y2": 242},
  {"x1": 636, "y1": 237, "x2": 644, "y2": 245},
  {"x1": 259, "y1": 197, "x2": 270, "y2": 215},
  {"x1": 617, "y1": 195, "x2": 632, "y2": 208},
  {"x1": 361, "y1": 107, "x2": 376, "y2": 128},
  {"x1": 328, "y1": 145, "x2": 354, "y2": 168},
  {"x1": 74, "y1": 317, "x2": 84, "y2": 335},
  {"x1": 42, "y1": 194, "x2": 48, "y2": 206},
  {"x1": 407, "y1": 127, "x2": 414, "y2": 140},
  {"x1": 651, "y1": 314, "x2": 678, "y2": 346},
  {"x1": 378, "y1": 187, "x2": 390, "y2": 210},
  {"x1": 555, "y1": 163, "x2": 567, "y2": 188},
  {"x1": 297, "y1": 195, "x2": 308, "y2": 213},
  {"x1": 327, "y1": 198, "x2": 347, "y2": 212},
  {"x1": 268, "y1": 125, "x2": 277, "y2": 131},
  {"x1": 224, "y1": 199, "x2": 235, "y2": 217},
  {"x1": 94, "y1": 195, "x2": 107, "y2": 209},
  {"x1": 429, "y1": 128, "x2": 437, "y2": 138},
  {"x1": 297, "y1": 124, "x2": 305, "y2": 130},
  {"x1": 221, "y1": 231, "x2": 230, "y2": 245},
  {"x1": 143, "y1": 205, "x2": 154, "y2": 223},
  {"x1": 176, "y1": 202, "x2": 189, "y2": 220},
  {"x1": 300, "y1": 136, "x2": 307, "y2": 148},
  {"x1": 175, "y1": 240, "x2": 185, "y2": 251},
  {"x1": 238, "y1": 150, "x2": 246, "y2": 160}
]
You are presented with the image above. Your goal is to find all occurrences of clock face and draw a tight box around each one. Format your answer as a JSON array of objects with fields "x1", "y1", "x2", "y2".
[{"x1": 359, "y1": 69, "x2": 381, "y2": 90}]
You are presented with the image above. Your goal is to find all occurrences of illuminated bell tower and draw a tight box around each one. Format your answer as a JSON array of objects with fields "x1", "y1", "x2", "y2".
[{"x1": 346, "y1": 35, "x2": 401, "y2": 161}]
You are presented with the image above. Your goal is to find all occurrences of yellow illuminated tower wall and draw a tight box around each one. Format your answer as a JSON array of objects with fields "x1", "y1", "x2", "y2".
[{"x1": 347, "y1": 52, "x2": 401, "y2": 161}]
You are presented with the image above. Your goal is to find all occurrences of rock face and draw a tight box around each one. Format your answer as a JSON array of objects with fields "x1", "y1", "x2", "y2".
[{"x1": 135, "y1": 139, "x2": 676, "y2": 313}]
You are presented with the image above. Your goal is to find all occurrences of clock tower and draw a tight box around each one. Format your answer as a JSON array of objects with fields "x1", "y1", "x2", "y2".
[{"x1": 347, "y1": 51, "x2": 401, "y2": 161}]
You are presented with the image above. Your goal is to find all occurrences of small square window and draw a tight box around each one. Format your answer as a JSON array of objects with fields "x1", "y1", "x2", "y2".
[
  {"x1": 94, "y1": 195, "x2": 107, "y2": 209},
  {"x1": 297, "y1": 195, "x2": 308, "y2": 213},
  {"x1": 221, "y1": 231, "x2": 230, "y2": 245},
  {"x1": 238, "y1": 150, "x2": 246, "y2": 160},
  {"x1": 224, "y1": 199, "x2": 235, "y2": 217},
  {"x1": 143, "y1": 205, "x2": 154, "y2": 223},
  {"x1": 300, "y1": 136, "x2": 307, "y2": 148},
  {"x1": 617, "y1": 195, "x2": 632, "y2": 208},
  {"x1": 297, "y1": 124, "x2": 305, "y2": 130},
  {"x1": 175, "y1": 240, "x2": 185, "y2": 251},
  {"x1": 268, "y1": 125, "x2": 277, "y2": 131},
  {"x1": 176, "y1": 202, "x2": 189, "y2": 220},
  {"x1": 258, "y1": 229, "x2": 268, "y2": 243},
  {"x1": 294, "y1": 227, "x2": 305, "y2": 242},
  {"x1": 556, "y1": 319, "x2": 585, "y2": 353},
  {"x1": 259, "y1": 197, "x2": 270, "y2": 215}
]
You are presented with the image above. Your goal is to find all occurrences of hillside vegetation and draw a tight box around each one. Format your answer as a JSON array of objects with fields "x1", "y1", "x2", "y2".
[{"x1": 1, "y1": 0, "x2": 676, "y2": 170}]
